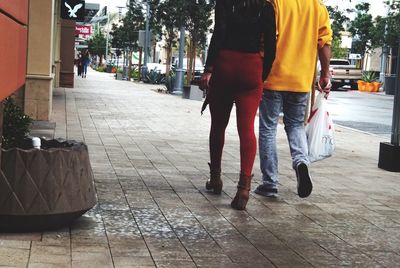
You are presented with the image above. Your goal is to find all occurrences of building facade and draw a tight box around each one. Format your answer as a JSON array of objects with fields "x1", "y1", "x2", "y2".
[
  {"x1": 0, "y1": 0, "x2": 29, "y2": 158},
  {"x1": 2, "y1": 0, "x2": 91, "y2": 122}
]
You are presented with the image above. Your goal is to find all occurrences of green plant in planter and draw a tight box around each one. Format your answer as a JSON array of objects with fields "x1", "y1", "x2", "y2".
[
  {"x1": 96, "y1": 66, "x2": 106, "y2": 72},
  {"x1": 2, "y1": 97, "x2": 32, "y2": 149},
  {"x1": 362, "y1": 71, "x2": 378, "y2": 83},
  {"x1": 165, "y1": 71, "x2": 176, "y2": 93},
  {"x1": 145, "y1": 68, "x2": 166, "y2": 84},
  {"x1": 131, "y1": 69, "x2": 139, "y2": 80}
]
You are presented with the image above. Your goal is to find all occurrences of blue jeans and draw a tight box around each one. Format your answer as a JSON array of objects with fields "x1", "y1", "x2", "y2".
[
  {"x1": 259, "y1": 90, "x2": 310, "y2": 189},
  {"x1": 82, "y1": 64, "x2": 88, "y2": 76}
]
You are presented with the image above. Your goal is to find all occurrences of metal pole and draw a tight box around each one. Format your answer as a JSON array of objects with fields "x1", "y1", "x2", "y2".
[
  {"x1": 143, "y1": 0, "x2": 150, "y2": 69},
  {"x1": 391, "y1": 39, "x2": 400, "y2": 146},
  {"x1": 105, "y1": 0, "x2": 111, "y2": 61},
  {"x1": 174, "y1": 26, "x2": 185, "y2": 93},
  {"x1": 380, "y1": 46, "x2": 388, "y2": 83},
  {"x1": 379, "y1": 0, "x2": 393, "y2": 85}
]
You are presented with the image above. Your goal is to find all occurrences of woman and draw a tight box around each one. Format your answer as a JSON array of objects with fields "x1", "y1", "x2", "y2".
[
  {"x1": 81, "y1": 50, "x2": 90, "y2": 78},
  {"x1": 199, "y1": 0, "x2": 276, "y2": 210},
  {"x1": 77, "y1": 53, "x2": 83, "y2": 77}
]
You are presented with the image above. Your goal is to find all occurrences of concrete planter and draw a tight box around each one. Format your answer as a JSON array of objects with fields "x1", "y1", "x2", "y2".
[
  {"x1": 357, "y1": 81, "x2": 381, "y2": 92},
  {"x1": 0, "y1": 139, "x2": 97, "y2": 232},
  {"x1": 385, "y1": 75, "x2": 396, "y2": 95},
  {"x1": 182, "y1": 85, "x2": 203, "y2": 101}
]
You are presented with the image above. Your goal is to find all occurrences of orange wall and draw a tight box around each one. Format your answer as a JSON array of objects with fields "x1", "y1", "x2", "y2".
[
  {"x1": 0, "y1": 0, "x2": 29, "y2": 25},
  {"x1": 0, "y1": 0, "x2": 28, "y2": 101}
]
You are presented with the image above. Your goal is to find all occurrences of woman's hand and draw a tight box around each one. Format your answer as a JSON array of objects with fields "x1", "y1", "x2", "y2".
[{"x1": 199, "y1": 72, "x2": 212, "y2": 91}]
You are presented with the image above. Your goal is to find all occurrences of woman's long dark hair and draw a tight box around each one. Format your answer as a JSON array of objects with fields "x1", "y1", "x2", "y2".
[
  {"x1": 233, "y1": 0, "x2": 266, "y2": 7},
  {"x1": 231, "y1": 0, "x2": 267, "y2": 18}
]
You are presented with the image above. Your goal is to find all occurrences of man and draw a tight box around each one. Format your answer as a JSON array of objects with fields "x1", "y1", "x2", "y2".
[{"x1": 255, "y1": 0, "x2": 333, "y2": 198}]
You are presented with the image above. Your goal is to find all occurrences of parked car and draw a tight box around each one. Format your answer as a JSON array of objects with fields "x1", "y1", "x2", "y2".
[
  {"x1": 146, "y1": 63, "x2": 167, "y2": 74},
  {"x1": 106, "y1": 58, "x2": 124, "y2": 68},
  {"x1": 329, "y1": 59, "x2": 362, "y2": 90},
  {"x1": 173, "y1": 58, "x2": 204, "y2": 82}
]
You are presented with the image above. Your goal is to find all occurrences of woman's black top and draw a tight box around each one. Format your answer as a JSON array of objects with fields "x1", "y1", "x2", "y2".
[{"x1": 205, "y1": 0, "x2": 276, "y2": 80}]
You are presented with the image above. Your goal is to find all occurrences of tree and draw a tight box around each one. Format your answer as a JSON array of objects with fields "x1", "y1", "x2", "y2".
[
  {"x1": 326, "y1": 5, "x2": 350, "y2": 40},
  {"x1": 385, "y1": 1, "x2": 400, "y2": 48},
  {"x1": 87, "y1": 30, "x2": 107, "y2": 65},
  {"x1": 184, "y1": 0, "x2": 215, "y2": 85},
  {"x1": 110, "y1": 23, "x2": 125, "y2": 50},
  {"x1": 348, "y1": 3, "x2": 375, "y2": 56},
  {"x1": 148, "y1": 0, "x2": 162, "y2": 62},
  {"x1": 153, "y1": 0, "x2": 214, "y2": 83},
  {"x1": 110, "y1": 0, "x2": 144, "y2": 79},
  {"x1": 331, "y1": 39, "x2": 348, "y2": 59},
  {"x1": 326, "y1": 5, "x2": 350, "y2": 59},
  {"x1": 372, "y1": 1, "x2": 400, "y2": 49},
  {"x1": 154, "y1": 0, "x2": 180, "y2": 76}
]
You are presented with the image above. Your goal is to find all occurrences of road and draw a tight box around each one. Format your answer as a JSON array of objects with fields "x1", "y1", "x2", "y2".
[{"x1": 327, "y1": 90, "x2": 395, "y2": 138}]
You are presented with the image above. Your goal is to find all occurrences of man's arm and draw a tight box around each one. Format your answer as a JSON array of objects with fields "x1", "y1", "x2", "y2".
[
  {"x1": 317, "y1": 2, "x2": 333, "y2": 95},
  {"x1": 318, "y1": 44, "x2": 331, "y2": 94}
]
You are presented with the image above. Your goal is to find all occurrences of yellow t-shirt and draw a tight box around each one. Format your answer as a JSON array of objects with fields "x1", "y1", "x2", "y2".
[{"x1": 264, "y1": 0, "x2": 332, "y2": 92}]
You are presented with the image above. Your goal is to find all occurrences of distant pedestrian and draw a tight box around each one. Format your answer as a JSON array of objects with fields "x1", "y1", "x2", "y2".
[
  {"x1": 76, "y1": 53, "x2": 83, "y2": 77},
  {"x1": 199, "y1": 0, "x2": 276, "y2": 210},
  {"x1": 81, "y1": 50, "x2": 90, "y2": 78},
  {"x1": 255, "y1": 0, "x2": 333, "y2": 199}
]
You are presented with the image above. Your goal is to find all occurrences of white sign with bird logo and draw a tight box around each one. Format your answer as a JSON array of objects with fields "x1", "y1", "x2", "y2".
[{"x1": 61, "y1": 0, "x2": 85, "y2": 20}]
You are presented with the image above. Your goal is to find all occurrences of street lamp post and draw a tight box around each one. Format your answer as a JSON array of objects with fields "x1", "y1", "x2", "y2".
[
  {"x1": 105, "y1": 0, "x2": 111, "y2": 62},
  {"x1": 378, "y1": 37, "x2": 400, "y2": 172},
  {"x1": 379, "y1": 0, "x2": 393, "y2": 86},
  {"x1": 392, "y1": 75, "x2": 400, "y2": 146},
  {"x1": 142, "y1": 0, "x2": 150, "y2": 77},
  {"x1": 379, "y1": 47, "x2": 388, "y2": 84},
  {"x1": 173, "y1": 26, "x2": 185, "y2": 94}
]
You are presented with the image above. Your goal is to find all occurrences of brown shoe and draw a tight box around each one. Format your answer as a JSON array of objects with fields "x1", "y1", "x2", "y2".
[
  {"x1": 205, "y1": 163, "x2": 223, "y2": 194},
  {"x1": 231, "y1": 174, "x2": 252, "y2": 210}
]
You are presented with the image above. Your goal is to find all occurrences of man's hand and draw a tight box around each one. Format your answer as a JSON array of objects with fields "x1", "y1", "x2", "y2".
[
  {"x1": 199, "y1": 72, "x2": 212, "y2": 91},
  {"x1": 318, "y1": 44, "x2": 331, "y2": 98},
  {"x1": 318, "y1": 76, "x2": 331, "y2": 98}
]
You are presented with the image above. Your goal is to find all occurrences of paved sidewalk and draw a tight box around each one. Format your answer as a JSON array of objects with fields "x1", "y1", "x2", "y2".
[{"x1": 1, "y1": 69, "x2": 400, "y2": 267}]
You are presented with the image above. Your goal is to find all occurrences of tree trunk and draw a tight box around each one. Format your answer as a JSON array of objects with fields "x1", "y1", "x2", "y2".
[
  {"x1": 99, "y1": 55, "x2": 103, "y2": 66},
  {"x1": 187, "y1": 39, "x2": 194, "y2": 85},
  {"x1": 166, "y1": 46, "x2": 172, "y2": 77},
  {"x1": 360, "y1": 54, "x2": 366, "y2": 70},
  {"x1": 138, "y1": 47, "x2": 143, "y2": 81},
  {"x1": 192, "y1": 44, "x2": 197, "y2": 82},
  {"x1": 128, "y1": 50, "x2": 133, "y2": 81},
  {"x1": 153, "y1": 45, "x2": 156, "y2": 63}
]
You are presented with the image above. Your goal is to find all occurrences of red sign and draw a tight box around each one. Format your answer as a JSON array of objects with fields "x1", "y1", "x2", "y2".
[{"x1": 75, "y1": 25, "x2": 91, "y2": 37}]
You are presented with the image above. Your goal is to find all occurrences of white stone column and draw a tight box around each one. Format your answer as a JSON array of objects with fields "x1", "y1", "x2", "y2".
[{"x1": 24, "y1": 0, "x2": 55, "y2": 120}]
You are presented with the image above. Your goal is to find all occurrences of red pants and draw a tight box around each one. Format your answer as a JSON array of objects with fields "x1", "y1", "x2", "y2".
[{"x1": 208, "y1": 50, "x2": 263, "y2": 176}]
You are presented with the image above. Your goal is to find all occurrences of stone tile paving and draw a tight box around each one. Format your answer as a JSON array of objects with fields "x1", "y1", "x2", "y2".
[{"x1": 1, "y1": 69, "x2": 400, "y2": 267}]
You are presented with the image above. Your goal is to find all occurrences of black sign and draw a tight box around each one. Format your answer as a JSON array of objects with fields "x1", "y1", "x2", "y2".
[{"x1": 61, "y1": 0, "x2": 85, "y2": 20}]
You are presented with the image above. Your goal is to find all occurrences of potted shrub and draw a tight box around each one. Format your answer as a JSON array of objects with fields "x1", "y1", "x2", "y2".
[
  {"x1": 358, "y1": 71, "x2": 380, "y2": 92},
  {"x1": 165, "y1": 71, "x2": 176, "y2": 94},
  {"x1": 116, "y1": 68, "x2": 124, "y2": 80},
  {"x1": 131, "y1": 68, "x2": 140, "y2": 81},
  {"x1": 357, "y1": 80, "x2": 366, "y2": 91},
  {"x1": 145, "y1": 68, "x2": 166, "y2": 84},
  {"x1": 0, "y1": 98, "x2": 97, "y2": 232}
]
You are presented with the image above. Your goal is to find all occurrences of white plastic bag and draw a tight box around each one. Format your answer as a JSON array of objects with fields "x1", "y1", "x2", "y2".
[{"x1": 305, "y1": 93, "x2": 335, "y2": 162}]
